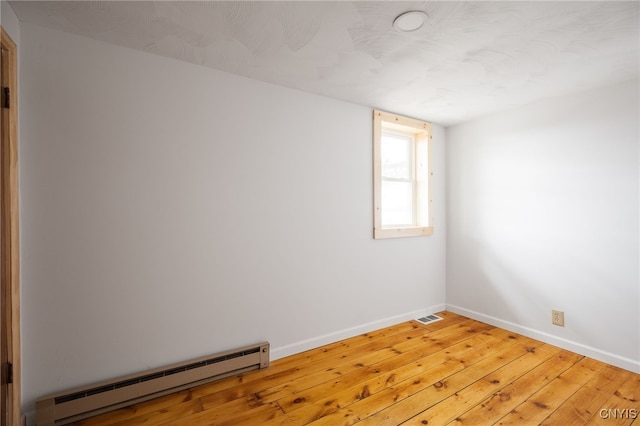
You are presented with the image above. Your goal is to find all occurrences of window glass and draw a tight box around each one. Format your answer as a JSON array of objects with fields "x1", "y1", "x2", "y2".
[
  {"x1": 381, "y1": 181, "x2": 414, "y2": 226},
  {"x1": 381, "y1": 132, "x2": 412, "y2": 180}
]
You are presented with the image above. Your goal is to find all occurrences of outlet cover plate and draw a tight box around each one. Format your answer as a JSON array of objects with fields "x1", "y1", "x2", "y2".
[{"x1": 552, "y1": 310, "x2": 565, "y2": 327}]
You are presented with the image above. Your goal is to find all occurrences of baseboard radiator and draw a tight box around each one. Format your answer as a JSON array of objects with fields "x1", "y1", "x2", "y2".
[{"x1": 35, "y1": 342, "x2": 270, "y2": 426}]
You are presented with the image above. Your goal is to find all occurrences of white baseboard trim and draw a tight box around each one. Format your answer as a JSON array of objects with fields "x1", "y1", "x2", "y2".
[
  {"x1": 270, "y1": 304, "x2": 446, "y2": 361},
  {"x1": 447, "y1": 304, "x2": 640, "y2": 374}
]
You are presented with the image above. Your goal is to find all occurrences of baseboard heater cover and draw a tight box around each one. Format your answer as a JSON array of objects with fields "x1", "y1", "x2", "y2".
[{"x1": 35, "y1": 341, "x2": 270, "y2": 426}]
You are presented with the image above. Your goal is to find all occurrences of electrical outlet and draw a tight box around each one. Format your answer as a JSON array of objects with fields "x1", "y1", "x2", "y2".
[{"x1": 552, "y1": 310, "x2": 564, "y2": 327}]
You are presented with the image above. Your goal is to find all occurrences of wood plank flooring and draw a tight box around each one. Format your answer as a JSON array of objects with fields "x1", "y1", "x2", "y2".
[{"x1": 75, "y1": 312, "x2": 639, "y2": 425}]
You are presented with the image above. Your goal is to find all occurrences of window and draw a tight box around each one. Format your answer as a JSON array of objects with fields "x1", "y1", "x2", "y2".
[{"x1": 373, "y1": 110, "x2": 433, "y2": 239}]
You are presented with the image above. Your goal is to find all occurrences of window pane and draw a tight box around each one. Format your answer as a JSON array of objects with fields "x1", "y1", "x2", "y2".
[
  {"x1": 381, "y1": 132, "x2": 412, "y2": 179},
  {"x1": 381, "y1": 180, "x2": 414, "y2": 226}
]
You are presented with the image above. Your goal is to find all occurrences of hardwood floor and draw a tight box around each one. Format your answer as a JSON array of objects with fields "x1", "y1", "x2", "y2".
[{"x1": 75, "y1": 312, "x2": 639, "y2": 425}]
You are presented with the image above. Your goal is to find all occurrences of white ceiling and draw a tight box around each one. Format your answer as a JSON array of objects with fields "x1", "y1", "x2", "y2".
[{"x1": 9, "y1": 1, "x2": 640, "y2": 126}]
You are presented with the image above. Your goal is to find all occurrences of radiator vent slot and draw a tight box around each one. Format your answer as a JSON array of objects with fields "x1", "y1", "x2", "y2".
[
  {"x1": 416, "y1": 314, "x2": 443, "y2": 325},
  {"x1": 36, "y1": 342, "x2": 269, "y2": 426}
]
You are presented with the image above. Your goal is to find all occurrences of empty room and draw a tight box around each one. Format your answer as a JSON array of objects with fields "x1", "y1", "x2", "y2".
[{"x1": 1, "y1": 1, "x2": 639, "y2": 425}]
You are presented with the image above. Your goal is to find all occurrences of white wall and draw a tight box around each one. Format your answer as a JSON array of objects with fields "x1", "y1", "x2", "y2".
[
  {"x1": 446, "y1": 79, "x2": 640, "y2": 373},
  {"x1": 19, "y1": 23, "x2": 446, "y2": 416},
  {"x1": 1, "y1": 1, "x2": 20, "y2": 45}
]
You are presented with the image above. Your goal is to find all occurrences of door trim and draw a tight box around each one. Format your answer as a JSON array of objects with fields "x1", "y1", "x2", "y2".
[{"x1": 0, "y1": 26, "x2": 21, "y2": 426}]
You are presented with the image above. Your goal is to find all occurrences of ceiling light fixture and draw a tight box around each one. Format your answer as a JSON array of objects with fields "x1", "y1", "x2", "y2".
[{"x1": 393, "y1": 10, "x2": 428, "y2": 32}]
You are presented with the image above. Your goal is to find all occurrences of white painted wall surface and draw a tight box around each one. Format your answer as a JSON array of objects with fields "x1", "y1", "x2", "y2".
[
  {"x1": 1, "y1": 1, "x2": 20, "y2": 45},
  {"x1": 19, "y1": 23, "x2": 446, "y2": 417},
  {"x1": 446, "y1": 79, "x2": 640, "y2": 373}
]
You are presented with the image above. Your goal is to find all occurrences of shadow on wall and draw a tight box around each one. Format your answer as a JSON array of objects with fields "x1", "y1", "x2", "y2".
[
  {"x1": 450, "y1": 235, "x2": 546, "y2": 325},
  {"x1": 450, "y1": 231, "x2": 639, "y2": 363}
]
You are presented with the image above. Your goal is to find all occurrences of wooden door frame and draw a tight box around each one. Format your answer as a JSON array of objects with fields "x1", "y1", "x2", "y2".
[{"x1": 0, "y1": 26, "x2": 21, "y2": 426}]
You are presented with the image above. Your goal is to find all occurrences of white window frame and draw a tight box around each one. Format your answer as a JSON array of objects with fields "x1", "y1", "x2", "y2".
[{"x1": 373, "y1": 110, "x2": 433, "y2": 239}]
